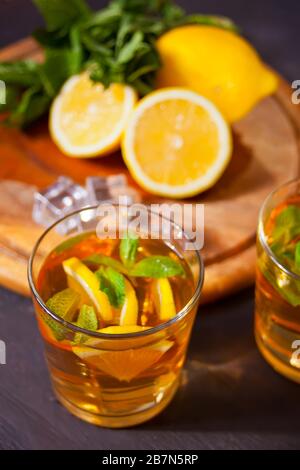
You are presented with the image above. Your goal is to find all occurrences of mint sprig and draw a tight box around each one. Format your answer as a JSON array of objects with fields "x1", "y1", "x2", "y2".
[
  {"x1": 84, "y1": 235, "x2": 185, "y2": 280},
  {"x1": 84, "y1": 253, "x2": 128, "y2": 275},
  {"x1": 96, "y1": 267, "x2": 126, "y2": 308},
  {"x1": 264, "y1": 204, "x2": 300, "y2": 306},
  {"x1": 119, "y1": 233, "x2": 138, "y2": 268},
  {"x1": 130, "y1": 255, "x2": 185, "y2": 278},
  {"x1": 0, "y1": 0, "x2": 238, "y2": 127},
  {"x1": 269, "y1": 205, "x2": 300, "y2": 272},
  {"x1": 55, "y1": 232, "x2": 90, "y2": 254}
]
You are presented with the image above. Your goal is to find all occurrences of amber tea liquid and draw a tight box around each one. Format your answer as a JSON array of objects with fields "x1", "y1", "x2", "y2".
[
  {"x1": 36, "y1": 233, "x2": 197, "y2": 427},
  {"x1": 255, "y1": 195, "x2": 300, "y2": 383}
]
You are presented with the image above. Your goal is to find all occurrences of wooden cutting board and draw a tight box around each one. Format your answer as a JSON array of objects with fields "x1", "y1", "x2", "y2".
[{"x1": 0, "y1": 38, "x2": 299, "y2": 303}]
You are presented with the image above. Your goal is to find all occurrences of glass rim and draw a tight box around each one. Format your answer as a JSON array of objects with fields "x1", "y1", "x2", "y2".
[
  {"x1": 258, "y1": 177, "x2": 300, "y2": 281},
  {"x1": 28, "y1": 204, "x2": 204, "y2": 340}
]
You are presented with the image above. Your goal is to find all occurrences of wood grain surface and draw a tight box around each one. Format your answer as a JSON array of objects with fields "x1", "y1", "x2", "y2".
[{"x1": 0, "y1": 38, "x2": 299, "y2": 303}]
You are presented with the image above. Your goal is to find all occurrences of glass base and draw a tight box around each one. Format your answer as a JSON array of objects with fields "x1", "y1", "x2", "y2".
[
  {"x1": 255, "y1": 331, "x2": 300, "y2": 384},
  {"x1": 53, "y1": 377, "x2": 180, "y2": 428}
]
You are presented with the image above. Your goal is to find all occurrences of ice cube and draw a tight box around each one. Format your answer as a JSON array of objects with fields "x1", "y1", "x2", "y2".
[
  {"x1": 86, "y1": 175, "x2": 140, "y2": 206},
  {"x1": 32, "y1": 176, "x2": 88, "y2": 233},
  {"x1": 32, "y1": 175, "x2": 141, "y2": 234}
]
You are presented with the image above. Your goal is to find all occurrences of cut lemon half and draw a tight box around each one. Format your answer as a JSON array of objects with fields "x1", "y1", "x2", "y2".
[
  {"x1": 122, "y1": 88, "x2": 232, "y2": 198},
  {"x1": 62, "y1": 257, "x2": 112, "y2": 322},
  {"x1": 152, "y1": 278, "x2": 176, "y2": 321},
  {"x1": 50, "y1": 72, "x2": 137, "y2": 158},
  {"x1": 72, "y1": 325, "x2": 173, "y2": 382},
  {"x1": 119, "y1": 279, "x2": 138, "y2": 326}
]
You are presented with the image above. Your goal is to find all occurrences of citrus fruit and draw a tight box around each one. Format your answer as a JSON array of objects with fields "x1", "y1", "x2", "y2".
[
  {"x1": 119, "y1": 279, "x2": 139, "y2": 326},
  {"x1": 44, "y1": 288, "x2": 81, "y2": 341},
  {"x1": 72, "y1": 325, "x2": 174, "y2": 382},
  {"x1": 122, "y1": 88, "x2": 232, "y2": 198},
  {"x1": 152, "y1": 278, "x2": 176, "y2": 321},
  {"x1": 62, "y1": 257, "x2": 112, "y2": 322},
  {"x1": 50, "y1": 72, "x2": 137, "y2": 157},
  {"x1": 156, "y1": 26, "x2": 278, "y2": 123}
]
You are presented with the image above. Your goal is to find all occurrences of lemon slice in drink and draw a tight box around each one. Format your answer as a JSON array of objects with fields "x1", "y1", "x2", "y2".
[
  {"x1": 152, "y1": 278, "x2": 176, "y2": 321},
  {"x1": 119, "y1": 279, "x2": 138, "y2": 326},
  {"x1": 62, "y1": 257, "x2": 112, "y2": 322},
  {"x1": 72, "y1": 325, "x2": 174, "y2": 382}
]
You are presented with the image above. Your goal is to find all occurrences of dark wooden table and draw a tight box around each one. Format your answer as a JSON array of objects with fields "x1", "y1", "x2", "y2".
[{"x1": 1, "y1": 0, "x2": 300, "y2": 450}]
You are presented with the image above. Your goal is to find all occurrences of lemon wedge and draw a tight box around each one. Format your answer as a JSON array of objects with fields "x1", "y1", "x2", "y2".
[
  {"x1": 62, "y1": 257, "x2": 112, "y2": 322},
  {"x1": 119, "y1": 279, "x2": 139, "y2": 326},
  {"x1": 50, "y1": 72, "x2": 137, "y2": 158},
  {"x1": 72, "y1": 325, "x2": 174, "y2": 382},
  {"x1": 122, "y1": 88, "x2": 232, "y2": 198},
  {"x1": 152, "y1": 278, "x2": 176, "y2": 321}
]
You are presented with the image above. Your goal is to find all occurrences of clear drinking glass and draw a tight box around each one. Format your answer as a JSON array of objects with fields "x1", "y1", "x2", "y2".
[
  {"x1": 255, "y1": 179, "x2": 300, "y2": 383},
  {"x1": 28, "y1": 205, "x2": 203, "y2": 427}
]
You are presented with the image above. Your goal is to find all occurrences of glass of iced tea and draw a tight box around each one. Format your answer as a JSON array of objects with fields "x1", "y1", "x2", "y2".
[
  {"x1": 28, "y1": 205, "x2": 203, "y2": 427},
  {"x1": 255, "y1": 179, "x2": 300, "y2": 383}
]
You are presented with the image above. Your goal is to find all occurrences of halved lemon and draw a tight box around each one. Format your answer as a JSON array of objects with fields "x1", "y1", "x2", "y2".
[
  {"x1": 50, "y1": 72, "x2": 137, "y2": 158},
  {"x1": 72, "y1": 325, "x2": 173, "y2": 382},
  {"x1": 119, "y1": 279, "x2": 139, "y2": 326},
  {"x1": 62, "y1": 257, "x2": 112, "y2": 322},
  {"x1": 152, "y1": 278, "x2": 176, "y2": 321},
  {"x1": 122, "y1": 88, "x2": 232, "y2": 198}
]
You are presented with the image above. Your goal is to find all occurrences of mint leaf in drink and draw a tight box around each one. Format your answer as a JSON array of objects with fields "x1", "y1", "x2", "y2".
[
  {"x1": 74, "y1": 304, "x2": 98, "y2": 344},
  {"x1": 272, "y1": 205, "x2": 300, "y2": 244},
  {"x1": 259, "y1": 251, "x2": 300, "y2": 308},
  {"x1": 96, "y1": 267, "x2": 126, "y2": 308},
  {"x1": 120, "y1": 233, "x2": 139, "y2": 269},
  {"x1": 84, "y1": 254, "x2": 128, "y2": 275},
  {"x1": 55, "y1": 233, "x2": 90, "y2": 254},
  {"x1": 130, "y1": 256, "x2": 185, "y2": 278},
  {"x1": 270, "y1": 205, "x2": 300, "y2": 272},
  {"x1": 45, "y1": 288, "x2": 80, "y2": 340},
  {"x1": 295, "y1": 242, "x2": 300, "y2": 272}
]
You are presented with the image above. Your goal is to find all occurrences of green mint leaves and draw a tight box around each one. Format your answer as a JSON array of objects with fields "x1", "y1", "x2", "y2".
[
  {"x1": 270, "y1": 205, "x2": 300, "y2": 273},
  {"x1": 96, "y1": 267, "x2": 126, "y2": 308},
  {"x1": 74, "y1": 304, "x2": 98, "y2": 344},
  {"x1": 84, "y1": 254, "x2": 128, "y2": 275},
  {"x1": 130, "y1": 255, "x2": 185, "y2": 278},
  {"x1": 295, "y1": 242, "x2": 300, "y2": 272},
  {"x1": 45, "y1": 288, "x2": 80, "y2": 340},
  {"x1": 33, "y1": 0, "x2": 91, "y2": 33},
  {"x1": 263, "y1": 204, "x2": 300, "y2": 307},
  {"x1": 119, "y1": 233, "x2": 138, "y2": 268},
  {"x1": 85, "y1": 234, "x2": 185, "y2": 282},
  {"x1": 0, "y1": 0, "x2": 238, "y2": 127},
  {"x1": 55, "y1": 233, "x2": 90, "y2": 255}
]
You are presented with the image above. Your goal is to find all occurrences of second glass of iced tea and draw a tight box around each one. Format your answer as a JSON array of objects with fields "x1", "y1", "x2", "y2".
[
  {"x1": 256, "y1": 179, "x2": 300, "y2": 383},
  {"x1": 28, "y1": 205, "x2": 203, "y2": 427}
]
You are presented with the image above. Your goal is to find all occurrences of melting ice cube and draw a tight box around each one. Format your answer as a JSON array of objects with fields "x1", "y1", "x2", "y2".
[{"x1": 32, "y1": 176, "x2": 88, "y2": 233}]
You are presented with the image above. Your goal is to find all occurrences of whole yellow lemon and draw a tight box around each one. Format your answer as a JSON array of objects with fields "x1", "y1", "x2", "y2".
[{"x1": 156, "y1": 26, "x2": 278, "y2": 123}]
